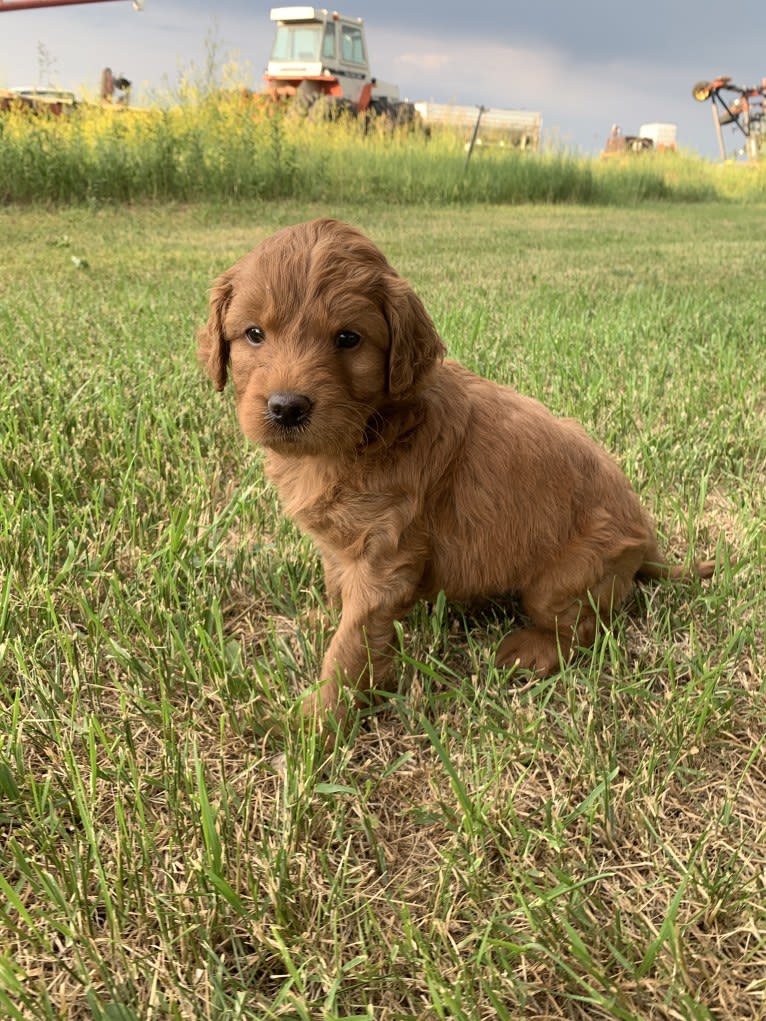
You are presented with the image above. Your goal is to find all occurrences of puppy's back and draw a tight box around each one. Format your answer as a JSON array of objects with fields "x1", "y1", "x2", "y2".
[{"x1": 418, "y1": 362, "x2": 653, "y2": 599}]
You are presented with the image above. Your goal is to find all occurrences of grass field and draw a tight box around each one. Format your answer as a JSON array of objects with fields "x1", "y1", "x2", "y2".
[{"x1": 1, "y1": 199, "x2": 765, "y2": 1020}]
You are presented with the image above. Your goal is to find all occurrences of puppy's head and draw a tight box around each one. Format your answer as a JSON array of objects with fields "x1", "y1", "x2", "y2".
[{"x1": 197, "y1": 218, "x2": 445, "y2": 456}]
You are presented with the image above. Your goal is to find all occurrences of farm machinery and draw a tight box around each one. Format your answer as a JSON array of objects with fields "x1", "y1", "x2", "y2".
[
  {"x1": 0, "y1": 0, "x2": 141, "y2": 113},
  {"x1": 693, "y1": 75, "x2": 766, "y2": 161},
  {"x1": 263, "y1": 6, "x2": 542, "y2": 144},
  {"x1": 264, "y1": 6, "x2": 420, "y2": 128}
]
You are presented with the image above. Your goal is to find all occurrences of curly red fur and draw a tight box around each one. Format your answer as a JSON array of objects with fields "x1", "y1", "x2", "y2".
[{"x1": 198, "y1": 218, "x2": 715, "y2": 728}]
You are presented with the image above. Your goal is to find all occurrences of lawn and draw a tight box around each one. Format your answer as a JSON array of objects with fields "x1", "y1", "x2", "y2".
[{"x1": 1, "y1": 199, "x2": 764, "y2": 1020}]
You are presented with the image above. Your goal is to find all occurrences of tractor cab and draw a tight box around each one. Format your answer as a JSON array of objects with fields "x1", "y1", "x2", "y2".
[{"x1": 265, "y1": 7, "x2": 398, "y2": 108}]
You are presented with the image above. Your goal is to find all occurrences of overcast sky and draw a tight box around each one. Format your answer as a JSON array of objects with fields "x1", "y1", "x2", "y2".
[{"x1": 1, "y1": 0, "x2": 765, "y2": 158}]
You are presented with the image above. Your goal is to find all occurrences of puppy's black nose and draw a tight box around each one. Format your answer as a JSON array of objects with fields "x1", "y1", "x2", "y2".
[{"x1": 267, "y1": 392, "x2": 313, "y2": 428}]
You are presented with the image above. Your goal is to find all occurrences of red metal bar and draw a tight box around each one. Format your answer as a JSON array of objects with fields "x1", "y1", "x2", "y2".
[{"x1": 0, "y1": 0, "x2": 132, "y2": 11}]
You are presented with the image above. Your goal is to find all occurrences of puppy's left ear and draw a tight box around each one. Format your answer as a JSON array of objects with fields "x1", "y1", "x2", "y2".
[
  {"x1": 197, "y1": 271, "x2": 233, "y2": 391},
  {"x1": 383, "y1": 274, "x2": 445, "y2": 397}
]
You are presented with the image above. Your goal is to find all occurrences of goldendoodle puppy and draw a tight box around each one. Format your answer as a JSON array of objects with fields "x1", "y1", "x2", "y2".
[{"x1": 198, "y1": 218, "x2": 714, "y2": 726}]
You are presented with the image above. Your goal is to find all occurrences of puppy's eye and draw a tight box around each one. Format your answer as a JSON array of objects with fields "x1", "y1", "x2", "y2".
[
  {"x1": 335, "y1": 330, "x2": 361, "y2": 350},
  {"x1": 245, "y1": 326, "x2": 265, "y2": 346}
]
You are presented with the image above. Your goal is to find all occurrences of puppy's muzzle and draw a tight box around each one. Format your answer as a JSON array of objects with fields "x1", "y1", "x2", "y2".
[{"x1": 267, "y1": 391, "x2": 314, "y2": 429}]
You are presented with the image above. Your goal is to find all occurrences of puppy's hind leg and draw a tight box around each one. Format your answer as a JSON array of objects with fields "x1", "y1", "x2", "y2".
[{"x1": 496, "y1": 531, "x2": 649, "y2": 677}]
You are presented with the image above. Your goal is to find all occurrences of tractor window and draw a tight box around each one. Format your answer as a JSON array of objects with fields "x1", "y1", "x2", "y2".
[
  {"x1": 340, "y1": 24, "x2": 365, "y2": 65},
  {"x1": 322, "y1": 23, "x2": 336, "y2": 60},
  {"x1": 270, "y1": 23, "x2": 322, "y2": 62}
]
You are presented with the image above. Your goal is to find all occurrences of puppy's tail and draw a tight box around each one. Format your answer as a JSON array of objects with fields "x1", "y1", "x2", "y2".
[{"x1": 637, "y1": 557, "x2": 717, "y2": 582}]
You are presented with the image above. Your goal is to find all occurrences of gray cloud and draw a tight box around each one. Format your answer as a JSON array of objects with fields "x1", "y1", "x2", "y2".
[{"x1": 363, "y1": 0, "x2": 766, "y2": 69}]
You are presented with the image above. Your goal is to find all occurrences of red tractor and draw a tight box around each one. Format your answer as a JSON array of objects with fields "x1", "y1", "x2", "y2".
[{"x1": 264, "y1": 7, "x2": 420, "y2": 128}]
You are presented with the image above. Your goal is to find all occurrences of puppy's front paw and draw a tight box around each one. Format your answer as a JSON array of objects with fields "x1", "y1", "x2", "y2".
[
  {"x1": 496, "y1": 627, "x2": 563, "y2": 678},
  {"x1": 300, "y1": 679, "x2": 348, "y2": 734},
  {"x1": 299, "y1": 679, "x2": 353, "y2": 751}
]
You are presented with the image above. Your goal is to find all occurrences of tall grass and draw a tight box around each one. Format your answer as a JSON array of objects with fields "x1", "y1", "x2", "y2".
[{"x1": 2, "y1": 91, "x2": 766, "y2": 205}]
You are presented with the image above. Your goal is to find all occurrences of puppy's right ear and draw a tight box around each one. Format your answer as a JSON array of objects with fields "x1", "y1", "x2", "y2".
[
  {"x1": 384, "y1": 273, "x2": 445, "y2": 398},
  {"x1": 197, "y1": 271, "x2": 233, "y2": 391}
]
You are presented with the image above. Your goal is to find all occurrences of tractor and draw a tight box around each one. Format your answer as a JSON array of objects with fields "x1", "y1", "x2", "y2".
[{"x1": 264, "y1": 6, "x2": 420, "y2": 128}]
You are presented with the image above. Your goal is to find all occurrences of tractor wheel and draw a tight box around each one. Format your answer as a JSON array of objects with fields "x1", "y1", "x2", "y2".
[
  {"x1": 306, "y1": 95, "x2": 354, "y2": 122},
  {"x1": 294, "y1": 79, "x2": 321, "y2": 115},
  {"x1": 366, "y1": 98, "x2": 428, "y2": 136}
]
